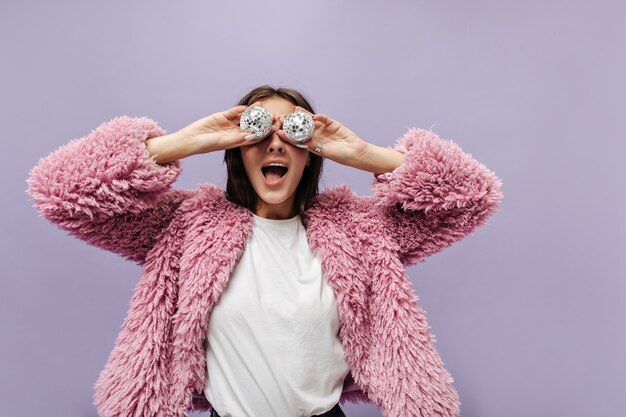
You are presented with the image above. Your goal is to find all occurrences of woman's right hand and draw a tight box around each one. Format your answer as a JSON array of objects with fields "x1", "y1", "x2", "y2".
[{"x1": 177, "y1": 101, "x2": 280, "y2": 154}]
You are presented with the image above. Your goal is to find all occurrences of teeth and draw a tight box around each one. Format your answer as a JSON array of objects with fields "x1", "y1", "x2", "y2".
[{"x1": 264, "y1": 163, "x2": 287, "y2": 168}]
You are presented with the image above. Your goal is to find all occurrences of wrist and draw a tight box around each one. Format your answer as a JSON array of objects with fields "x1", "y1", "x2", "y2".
[
  {"x1": 353, "y1": 142, "x2": 404, "y2": 174},
  {"x1": 353, "y1": 141, "x2": 372, "y2": 164},
  {"x1": 145, "y1": 129, "x2": 198, "y2": 165},
  {"x1": 175, "y1": 128, "x2": 200, "y2": 157}
]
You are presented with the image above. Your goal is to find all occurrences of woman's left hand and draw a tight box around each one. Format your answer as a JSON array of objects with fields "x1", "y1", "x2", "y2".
[{"x1": 276, "y1": 106, "x2": 370, "y2": 167}]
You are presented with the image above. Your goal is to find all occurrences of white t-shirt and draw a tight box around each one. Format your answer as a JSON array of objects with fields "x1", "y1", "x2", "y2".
[{"x1": 203, "y1": 212, "x2": 350, "y2": 417}]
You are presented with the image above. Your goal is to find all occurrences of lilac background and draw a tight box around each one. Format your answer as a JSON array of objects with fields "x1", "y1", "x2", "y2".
[{"x1": 2, "y1": 1, "x2": 624, "y2": 416}]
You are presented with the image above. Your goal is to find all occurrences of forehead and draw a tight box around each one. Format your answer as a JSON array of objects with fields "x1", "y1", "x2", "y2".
[{"x1": 259, "y1": 96, "x2": 295, "y2": 116}]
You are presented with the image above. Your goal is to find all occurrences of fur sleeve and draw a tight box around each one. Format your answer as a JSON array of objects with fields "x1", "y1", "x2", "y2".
[
  {"x1": 370, "y1": 128, "x2": 504, "y2": 266},
  {"x1": 25, "y1": 115, "x2": 193, "y2": 266}
]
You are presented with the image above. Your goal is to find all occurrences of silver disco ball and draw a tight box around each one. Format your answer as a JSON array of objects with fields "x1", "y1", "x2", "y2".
[
  {"x1": 283, "y1": 111, "x2": 315, "y2": 144},
  {"x1": 240, "y1": 105, "x2": 273, "y2": 140}
]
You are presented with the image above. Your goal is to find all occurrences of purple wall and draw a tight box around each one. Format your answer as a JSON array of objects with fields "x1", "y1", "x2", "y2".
[{"x1": 2, "y1": 1, "x2": 624, "y2": 416}]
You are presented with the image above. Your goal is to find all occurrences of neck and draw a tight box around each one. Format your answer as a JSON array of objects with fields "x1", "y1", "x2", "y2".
[{"x1": 254, "y1": 200, "x2": 297, "y2": 220}]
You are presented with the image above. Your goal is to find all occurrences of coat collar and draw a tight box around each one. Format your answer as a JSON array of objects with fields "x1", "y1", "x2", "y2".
[{"x1": 168, "y1": 184, "x2": 369, "y2": 409}]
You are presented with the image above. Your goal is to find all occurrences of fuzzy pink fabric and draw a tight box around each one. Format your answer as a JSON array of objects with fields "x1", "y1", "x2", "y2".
[{"x1": 26, "y1": 116, "x2": 503, "y2": 417}]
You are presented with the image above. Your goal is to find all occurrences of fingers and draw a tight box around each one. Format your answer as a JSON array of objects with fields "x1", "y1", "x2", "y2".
[
  {"x1": 224, "y1": 105, "x2": 247, "y2": 120},
  {"x1": 242, "y1": 131, "x2": 264, "y2": 142},
  {"x1": 274, "y1": 129, "x2": 310, "y2": 150},
  {"x1": 275, "y1": 129, "x2": 288, "y2": 142},
  {"x1": 312, "y1": 113, "x2": 333, "y2": 126},
  {"x1": 231, "y1": 101, "x2": 266, "y2": 127},
  {"x1": 293, "y1": 105, "x2": 314, "y2": 116},
  {"x1": 272, "y1": 116, "x2": 281, "y2": 133},
  {"x1": 219, "y1": 131, "x2": 261, "y2": 148},
  {"x1": 225, "y1": 101, "x2": 263, "y2": 120},
  {"x1": 292, "y1": 106, "x2": 332, "y2": 128},
  {"x1": 243, "y1": 131, "x2": 257, "y2": 140}
]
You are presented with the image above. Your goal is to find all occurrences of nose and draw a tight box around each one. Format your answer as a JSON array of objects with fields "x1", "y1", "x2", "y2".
[{"x1": 265, "y1": 131, "x2": 286, "y2": 154}]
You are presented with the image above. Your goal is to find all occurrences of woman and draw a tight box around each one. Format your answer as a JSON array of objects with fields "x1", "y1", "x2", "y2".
[{"x1": 26, "y1": 85, "x2": 503, "y2": 417}]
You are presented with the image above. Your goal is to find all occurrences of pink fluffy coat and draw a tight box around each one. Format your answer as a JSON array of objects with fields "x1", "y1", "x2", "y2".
[{"x1": 26, "y1": 116, "x2": 503, "y2": 417}]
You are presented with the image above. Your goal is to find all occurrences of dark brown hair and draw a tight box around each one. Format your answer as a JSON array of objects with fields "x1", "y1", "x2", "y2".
[{"x1": 223, "y1": 85, "x2": 324, "y2": 225}]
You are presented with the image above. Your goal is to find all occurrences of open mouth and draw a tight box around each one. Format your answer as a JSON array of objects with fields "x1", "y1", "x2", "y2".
[{"x1": 261, "y1": 165, "x2": 289, "y2": 181}]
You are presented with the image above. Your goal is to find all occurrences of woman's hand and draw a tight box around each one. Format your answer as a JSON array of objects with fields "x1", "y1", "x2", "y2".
[
  {"x1": 177, "y1": 101, "x2": 279, "y2": 154},
  {"x1": 276, "y1": 106, "x2": 370, "y2": 167}
]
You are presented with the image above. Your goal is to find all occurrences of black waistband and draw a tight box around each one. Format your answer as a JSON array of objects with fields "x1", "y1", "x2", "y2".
[{"x1": 210, "y1": 402, "x2": 345, "y2": 417}]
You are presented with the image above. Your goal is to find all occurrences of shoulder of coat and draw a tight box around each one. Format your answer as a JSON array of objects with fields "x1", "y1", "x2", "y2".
[
  {"x1": 176, "y1": 183, "x2": 250, "y2": 220},
  {"x1": 306, "y1": 184, "x2": 381, "y2": 234},
  {"x1": 311, "y1": 184, "x2": 355, "y2": 210},
  {"x1": 310, "y1": 184, "x2": 376, "y2": 214}
]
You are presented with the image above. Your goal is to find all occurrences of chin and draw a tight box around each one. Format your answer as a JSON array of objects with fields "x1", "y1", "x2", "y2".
[{"x1": 254, "y1": 187, "x2": 296, "y2": 204}]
